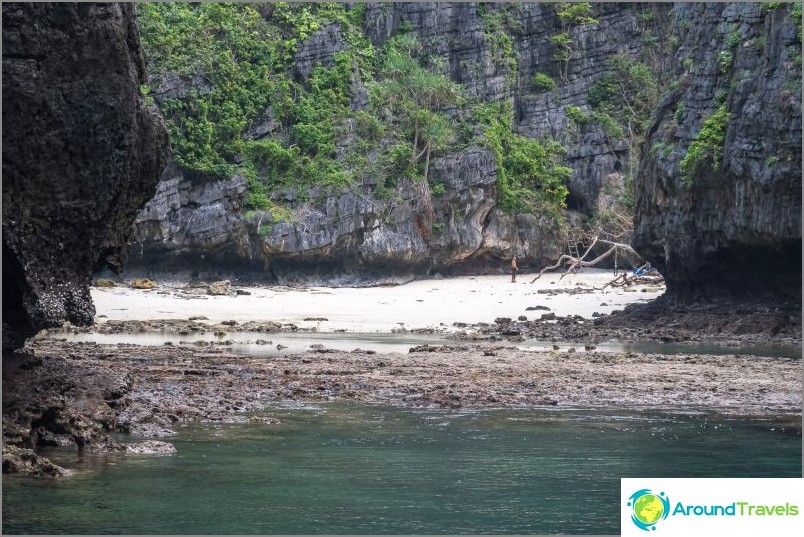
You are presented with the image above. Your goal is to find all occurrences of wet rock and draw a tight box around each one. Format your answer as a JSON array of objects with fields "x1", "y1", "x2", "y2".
[
  {"x1": 525, "y1": 306, "x2": 550, "y2": 311},
  {"x1": 2, "y1": 445, "x2": 72, "y2": 478},
  {"x1": 128, "y1": 424, "x2": 176, "y2": 438},
  {"x1": 121, "y1": 440, "x2": 176, "y2": 455},
  {"x1": 94, "y1": 279, "x2": 116, "y2": 288},
  {"x1": 408, "y1": 344, "x2": 470, "y2": 353},
  {"x1": 35, "y1": 429, "x2": 76, "y2": 448}
]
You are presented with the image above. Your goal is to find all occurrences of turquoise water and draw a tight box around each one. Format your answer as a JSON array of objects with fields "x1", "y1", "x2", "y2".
[{"x1": 2, "y1": 403, "x2": 801, "y2": 535}]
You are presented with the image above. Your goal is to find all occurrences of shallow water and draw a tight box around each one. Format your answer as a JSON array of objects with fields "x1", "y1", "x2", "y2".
[
  {"x1": 3, "y1": 402, "x2": 800, "y2": 534},
  {"x1": 54, "y1": 330, "x2": 802, "y2": 359}
]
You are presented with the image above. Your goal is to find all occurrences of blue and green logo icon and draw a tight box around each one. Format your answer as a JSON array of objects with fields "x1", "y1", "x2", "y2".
[{"x1": 628, "y1": 489, "x2": 671, "y2": 531}]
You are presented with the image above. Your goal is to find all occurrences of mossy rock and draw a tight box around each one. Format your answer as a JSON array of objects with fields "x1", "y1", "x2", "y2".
[{"x1": 94, "y1": 279, "x2": 116, "y2": 288}]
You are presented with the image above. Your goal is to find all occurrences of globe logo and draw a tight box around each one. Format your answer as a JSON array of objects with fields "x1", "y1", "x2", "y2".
[{"x1": 627, "y1": 489, "x2": 670, "y2": 531}]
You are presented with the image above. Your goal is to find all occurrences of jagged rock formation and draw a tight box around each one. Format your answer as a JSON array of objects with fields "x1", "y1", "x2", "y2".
[
  {"x1": 133, "y1": 149, "x2": 561, "y2": 282},
  {"x1": 633, "y1": 3, "x2": 801, "y2": 299},
  {"x1": 2, "y1": 2, "x2": 169, "y2": 349},
  {"x1": 130, "y1": 2, "x2": 671, "y2": 281}
]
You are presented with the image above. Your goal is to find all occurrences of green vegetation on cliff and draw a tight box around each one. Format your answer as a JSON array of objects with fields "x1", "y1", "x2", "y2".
[
  {"x1": 138, "y1": 2, "x2": 578, "y2": 220},
  {"x1": 370, "y1": 34, "x2": 462, "y2": 184},
  {"x1": 680, "y1": 105, "x2": 730, "y2": 187},
  {"x1": 138, "y1": 2, "x2": 372, "y2": 210},
  {"x1": 472, "y1": 102, "x2": 571, "y2": 218}
]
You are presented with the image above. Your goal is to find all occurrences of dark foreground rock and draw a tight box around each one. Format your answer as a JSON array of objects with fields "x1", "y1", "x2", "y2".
[
  {"x1": 592, "y1": 294, "x2": 802, "y2": 345},
  {"x1": 1, "y1": 2, "x2": 169, "y2": 350}
]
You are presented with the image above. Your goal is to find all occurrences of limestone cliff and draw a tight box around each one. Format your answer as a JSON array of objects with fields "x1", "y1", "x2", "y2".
[
  {"x1": 129, "y1": 2, "x2": 800, "y2": 293},
  {"x1": 130, "y1": 2, "x2": 671, "y2": 281},
  {"x1": 2, "y1": 2, "x2": 169, "y2": 349},
  {"x1": 632, "y1": 2, "x2": 801, "y2": 299}
]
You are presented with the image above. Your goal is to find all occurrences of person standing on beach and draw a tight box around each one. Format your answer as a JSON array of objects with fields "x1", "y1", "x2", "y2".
[{"x1": 511, "y1": 255, "x2": 518, "y2": 283}]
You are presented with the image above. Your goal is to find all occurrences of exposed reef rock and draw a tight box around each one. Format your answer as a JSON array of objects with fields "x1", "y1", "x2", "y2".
[
  {"x1": 632, "y1": 3, "x2": 801, "y2": 300},
  {"x1": 2, "y1": 2, "x2": 169, "y2": 349},
  {"x1": 2, "y1": 445, "x2": 73, "y2": 478}
]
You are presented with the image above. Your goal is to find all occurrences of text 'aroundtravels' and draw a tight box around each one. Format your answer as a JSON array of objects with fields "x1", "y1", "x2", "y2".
[{"x1": 671, "y1": 502, "x2": 800, "y2": 517}]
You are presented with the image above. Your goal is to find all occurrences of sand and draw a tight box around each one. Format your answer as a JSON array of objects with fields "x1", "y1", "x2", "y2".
[{"x1": 91, "y1": 269, "x2": 664, "y2": 333}]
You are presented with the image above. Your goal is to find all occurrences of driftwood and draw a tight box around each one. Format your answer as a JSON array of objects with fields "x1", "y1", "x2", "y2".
[
  {"x1": 594, "y1": 271, "x2": 664, "y2": 291},
  {"x1": 530, "y1": 238, "x2": 640, "y2": 283},
  {"x1": 529, "y1": 209, "x2": 664, "y2": 289}
]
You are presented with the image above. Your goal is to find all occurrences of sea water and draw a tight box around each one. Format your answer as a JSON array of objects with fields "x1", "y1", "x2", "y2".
[{"x1": 2, "y1": 402, "x2": 800, "y2": 534}]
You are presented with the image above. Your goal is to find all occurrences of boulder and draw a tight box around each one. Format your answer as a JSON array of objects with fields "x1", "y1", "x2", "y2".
[
  {"x1": 207, "y1": 280, "x2": 232, "y2": 295},
  {"x1": 121, "y1": 440, "x2": 177, "y2": 455},
  {"x1": 2, "y1": 445, "x2": 73, "y2": 478},
  {"x1": 131, "y1": 278, "x2": 157, "y2": 290}
]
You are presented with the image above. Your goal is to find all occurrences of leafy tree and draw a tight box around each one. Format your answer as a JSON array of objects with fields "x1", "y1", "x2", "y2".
[
  {"x1": 552, "y1": 3, "x2": 599, "y2": 79},
  {"x1": 370, "y1": 35, "x2": 462, "y2": 183},
  {"x1": 587, "y1": 54, "x2": 659, "y2": 178}
]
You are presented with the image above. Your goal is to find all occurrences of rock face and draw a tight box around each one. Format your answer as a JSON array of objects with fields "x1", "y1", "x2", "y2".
[
  {"x1": 130, "y1": 2, "x2": 800, "y2": 292},
  {"x1": 2, "y1": 2, "x2": 169, "y2": 349},
  {"x1": 632, "y1": 3, "x2": 801, "y2": 299},
  {"x1": 130, "y1": 3, "x2": 671, "y2": 281}
]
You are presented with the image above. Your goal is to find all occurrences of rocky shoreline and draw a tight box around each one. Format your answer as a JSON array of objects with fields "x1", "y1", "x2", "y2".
[
  {"x1": 3, "y1": 328, "x2": 800, "y2": 477},
  {"x1": 4, "y1": 275, "x2": 801, "y2": 478}
]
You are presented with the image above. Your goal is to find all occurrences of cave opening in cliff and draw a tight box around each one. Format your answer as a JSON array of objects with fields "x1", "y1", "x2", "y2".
[{"x1": 565, "y1": 192, "x2": 584, "y2": 213}]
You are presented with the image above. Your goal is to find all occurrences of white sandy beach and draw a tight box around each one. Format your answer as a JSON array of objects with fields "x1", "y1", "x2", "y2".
[{"x1": 91, "y1": 269, "x2": 664, "y2": 332}]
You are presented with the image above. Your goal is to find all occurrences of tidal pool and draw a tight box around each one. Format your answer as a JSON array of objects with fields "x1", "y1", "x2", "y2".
[
  {"x1": 3, "y1": 402, "x2": 800, "y2": 534},
  {"x1": 53, "y1": 330, "x2": 802, "y2": 359}
]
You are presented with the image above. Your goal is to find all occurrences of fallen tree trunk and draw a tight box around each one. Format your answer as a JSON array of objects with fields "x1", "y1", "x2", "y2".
[{"x1": 530, "y1": 238, "x2": 640, "y2": 283}]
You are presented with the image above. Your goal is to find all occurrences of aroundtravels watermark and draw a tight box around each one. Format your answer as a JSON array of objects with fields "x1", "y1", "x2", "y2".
[{"x1": 621, "y1": 478, "x2": 802, "y2": 536}]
